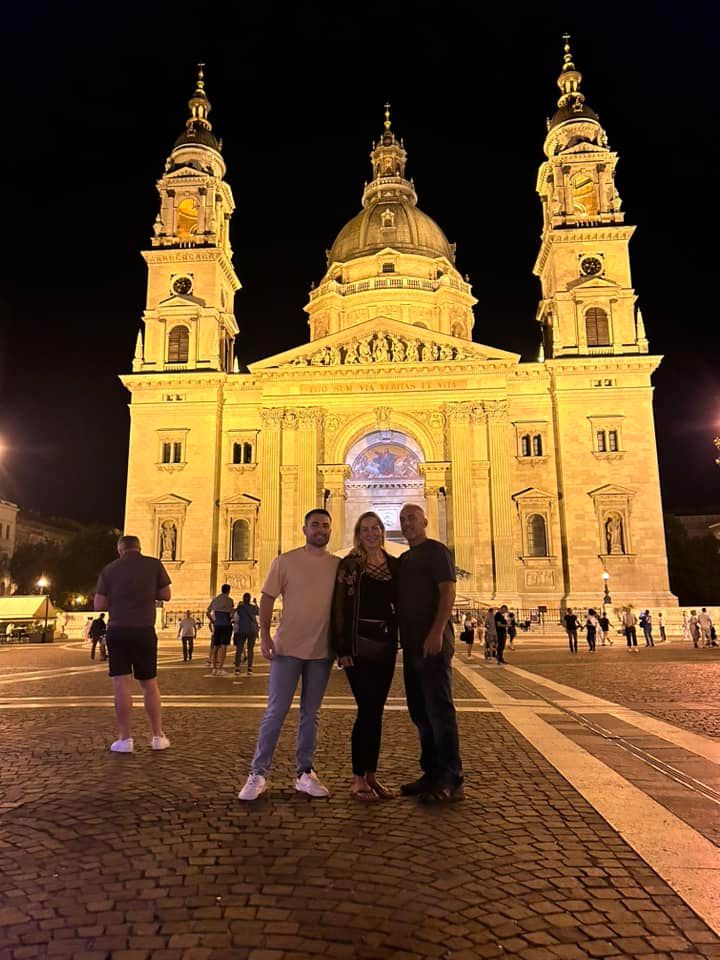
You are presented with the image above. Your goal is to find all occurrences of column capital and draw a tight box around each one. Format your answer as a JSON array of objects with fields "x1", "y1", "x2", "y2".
[
  {"x1": 282, "y1": 409, "x2": 299, "y2": 430},
  {"x1": 483, "y1": 399, "x2": 509, "y2": 422},
  {"x1": 260, "y1": 406, "x2": 284, "y2": 428},
  {"x1": 298, "y1": 406, "x2": 323, "y2": 429},
  {"x1": 445, "y1": 401, "x2": 473, "y2": 424},
  {"x1": 318, "y1": 463, "x2": 351, "y2": 492},
  {"x1": 420, "y1": 461, "x2": 450, "y2": 492}
]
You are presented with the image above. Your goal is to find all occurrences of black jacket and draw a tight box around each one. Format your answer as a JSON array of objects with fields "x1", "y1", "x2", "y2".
[{"x1": 331, "y1": 550, "x2": 399, "y2": 658}]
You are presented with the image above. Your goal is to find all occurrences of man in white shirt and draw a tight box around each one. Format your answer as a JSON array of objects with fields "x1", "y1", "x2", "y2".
[
  {"x1": 698, "y1": 608, "x2": 713, "y2": 647},
  {"x1": 239, "y1": 509, "x2": 340, "y2": 801},
  {"x1": 177, "y1": 610, "x2": 197, "y2": 662}
]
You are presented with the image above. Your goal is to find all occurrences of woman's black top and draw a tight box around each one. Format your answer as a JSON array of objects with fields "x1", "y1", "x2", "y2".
[{"x1": 331, "y1": 551, "x2": 399, "y2": 658}]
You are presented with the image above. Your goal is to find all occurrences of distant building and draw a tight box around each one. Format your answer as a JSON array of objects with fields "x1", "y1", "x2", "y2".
[
  {"x1": 0, "y1": 500, "x2": 19, "y2": 595},
  {"x1": 122, "y1": 45, "x2": 675, "y2": 612},
  {"x1": 673, "y1": 514, "x2": 720, "y2": 541},
  {"x1": 14, "y1": 511, "x2": 82, "y2": 549}
]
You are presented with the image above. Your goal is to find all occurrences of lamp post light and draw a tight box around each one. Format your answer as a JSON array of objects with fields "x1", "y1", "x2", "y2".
[
  {"x1": 602, "y1": 570, "x2": 611, "y2": 613},
  {"x1": 36, "y1": 576, "x2": 50, "y2": 643}
]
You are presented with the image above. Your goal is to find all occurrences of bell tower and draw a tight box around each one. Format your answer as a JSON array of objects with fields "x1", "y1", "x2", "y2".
[
  {"x1": 134, "y1": 65, "x2": 240, "y2": 374},
  {"x1": 533, "y1": 37, "x2": 647, "y2": 358}
]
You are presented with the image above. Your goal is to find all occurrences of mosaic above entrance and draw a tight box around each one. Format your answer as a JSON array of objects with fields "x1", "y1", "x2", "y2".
[{"x1": 351, "y1": 443, "x2": 420, "y2": 480}]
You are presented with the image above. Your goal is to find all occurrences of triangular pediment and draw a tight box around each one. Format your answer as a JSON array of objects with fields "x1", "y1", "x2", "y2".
[
  {"x1": 569, "y1": 274, "x2": 619, "y2": 294},
  {"x1": 164, "y1": 165, "x2": 208, "y2": 181},
  {"x1": 587, "y1": 483, "x2": 635, "y2": 498},
  {"x1": 248, "y1": 317, "x2": 520, "y2": 371},
  {"x1": 512, "y1": 486, "x2": 555, "y2": 502},
  {"x1": 149, "y1": 493, "x2": 192, "y2": 506},
  {"x1": 157, "y1": 292, "x2": 205, "y2": 308}
]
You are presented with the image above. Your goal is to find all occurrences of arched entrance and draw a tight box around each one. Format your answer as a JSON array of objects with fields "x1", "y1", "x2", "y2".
[{"x1": 344, "y1": 430, "x2": 425, "y2": 545}]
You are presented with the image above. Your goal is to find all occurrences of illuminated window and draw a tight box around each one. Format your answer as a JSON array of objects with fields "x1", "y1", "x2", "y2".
[
  {"x1": 585, "y1": 308, "x2": 610, "y2": 347},
  {"x1": 231, "y1": 518, "x2": 250, "y2": 561},
  {"x1": 382, "y1": 263, "x2": 395, "y2": 273},
  {"x1": 168, "y1": 326, "x2": 189, "y2": 363},
  {"x1": 176, "y1": 196, "x2": 199, "y2": 240},
  {"x1": 527, "y1": 515, "x2": 548, "y2": 557}
]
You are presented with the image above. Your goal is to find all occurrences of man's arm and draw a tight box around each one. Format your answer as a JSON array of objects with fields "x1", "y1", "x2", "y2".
[
  {"x1": 424, "y1": 580, "x2": 456, "y2": 657},
  {"x1": 259, "y1": 592, "x2": 277, "y2": 659},
  {"x1": 94, "y1": 594, "x2": 107, "y2": 611},
  {"x1": 158, "y1": 585, "x2": 171, "y2": 602}
]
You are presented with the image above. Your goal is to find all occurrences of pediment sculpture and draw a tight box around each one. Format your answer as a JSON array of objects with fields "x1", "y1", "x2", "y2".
[{"x1": 290, "y1": 330, "x2": 474, "y2": 367}]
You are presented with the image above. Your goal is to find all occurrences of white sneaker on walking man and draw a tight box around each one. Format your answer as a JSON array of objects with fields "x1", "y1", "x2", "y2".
[
  {"x1": 238, "y1": 509, "x2": 340, "y2": 801},
  {"x1": 94, "y1": 535, "x2": 172, "y2": 753}
]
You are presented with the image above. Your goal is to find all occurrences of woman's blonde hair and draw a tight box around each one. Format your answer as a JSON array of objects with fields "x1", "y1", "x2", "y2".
[{"x1": 352, "y1": 511, "x2": 386, "y2": 563}]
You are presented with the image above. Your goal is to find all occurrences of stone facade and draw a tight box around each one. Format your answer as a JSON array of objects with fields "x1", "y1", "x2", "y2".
[{"x1": 122, "y1": 54, "x2": 675, "y2": 612}]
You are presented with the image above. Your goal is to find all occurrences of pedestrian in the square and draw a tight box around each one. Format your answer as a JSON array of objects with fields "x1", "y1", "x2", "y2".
[
  {"x1": 585, "y1": 609, "x2": 599, "y2": 652},
  {"x1": 483, "y1": 607, "x2": 497, "y2": 659},
  {"x1": 475, "y1": 614, "x2": 486, "y2": 658},
  {"x1": 622, "y1": 607, "x2": 638, "y2": 652},
  {"x1": 238, "y1": 509, "x2": 339, "y2": 801},
  {"x1": 396, "y1": 503, "x2": 464, "y2": 804},
  {"x1": 89, "y1": 613, "x2": 107, "y2": 660},
  {"x1": 460, "y1": 617, "x2": 475, "y2": 659},
  {"x1": 207, "y1": 584, "x2": 234, "y2": 676},
  {"x1": 177, "y1": 610, "x2": 197, "y2": 662},
  {"x1": 82, "y1": 616, "x2": 93, "y2": 646},
  {"x1": 495, "y1": 605, "x2": 509, "y2": 664},
  {"x1": 507, "y1": 612, "x2": 517, "y2": 651},
  {"x1": 233, "y1": 593, "x2": 259, "y2": 676},
  {"x1": 598, "y1": 611, "x2": 612, "y2": 645},
  {"x1": 94, "y1": 534, "x2": 171, "y2": 753},
  {"x1": 689, "y1": 610, "x2": 701, "y2": 648},
  {"x1": 639, "y1": 610, "x2": 654, "y2": 646},
  {"x1": 657, "y1": 611, "x2": 667, "y2": 643},
  {"x1": 564, "y1": 608, "x2": 580, "y2": 654},
  {"x1": 698, "y1": 608, "x2": 713, "y2": 647},
  {"x1": 332, "y1": 511, "x2": 398, "y2": 801}
]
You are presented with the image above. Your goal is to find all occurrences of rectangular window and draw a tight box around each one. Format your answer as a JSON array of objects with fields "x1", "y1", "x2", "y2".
[
  {"x1": 608, "y1": 430, "x2": 618, "y2": 452},
  {"x1": 162, "y1": 442, "x2": 172, "y2": 464},
  {"x1": 532, "y1": 435, "x2": 543, "y2": 457},
  {"x1": 173, "y1": 442, "x2": 183, "y2": 463},
  {"x1": 596, "y1": 431, "x2": 606, "y2": 453},
  {"x1": 382, "y1": 262, "x2": 395, "y2": 273},
  {"x1": 521, "y1": 435, "x2": 531, "y2": 457}
]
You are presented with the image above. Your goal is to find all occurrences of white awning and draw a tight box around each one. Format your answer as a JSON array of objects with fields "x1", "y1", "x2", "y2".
[{"x1": 0, "y1": 596, "x2": 57, "y2": 621}]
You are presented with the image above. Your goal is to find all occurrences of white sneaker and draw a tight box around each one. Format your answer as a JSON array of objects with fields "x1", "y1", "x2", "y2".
[
  {"x1": 110, "y1": 737, "x2": 134, "y2": 753},
  {"x1": 238, "y1": 773, "x2": 267, "y2": 801},
  {"x1": 151, "y1": 734, "x2": 171, "y2": 751},
  {"x1": 295, "y1": 770, "x2": 330, "y2": 798}
]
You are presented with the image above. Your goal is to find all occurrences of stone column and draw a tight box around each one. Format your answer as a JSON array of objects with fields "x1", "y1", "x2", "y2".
[
  {"x1": 280, "y1": 465, "x2": 299, "y2": 553},
  {"x1": 319, "y1": 464, "x2": 351, "y2": 553},
  {"x1": 258, "y1": 407, "x2": 283, "y2": 578},
  {"x1": 420, "y1": 462, "x2": 450, "y2": 540},
  {"x1": 484, "y1": 400, "x2": 517, "y2": 598},
  {"x1": 447, "y1": 403, "x2": 475, "y2": 583},
  {"x1": 298, "y1": 408, "x2": 322, "y2": 517}
]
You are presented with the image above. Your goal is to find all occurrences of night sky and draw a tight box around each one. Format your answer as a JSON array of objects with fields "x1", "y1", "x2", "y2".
[{"x1": 2, "y1": 3, "x2": 718, "y2": 525}]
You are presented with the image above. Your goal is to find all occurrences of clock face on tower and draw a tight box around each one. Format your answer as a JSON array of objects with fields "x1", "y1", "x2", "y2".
[
  {"x1": 172, "y1": 276, "x2": 193, "y2": 296},
  {"x1": 580, "y1": 256, "x2": 603, "y2": 277}
]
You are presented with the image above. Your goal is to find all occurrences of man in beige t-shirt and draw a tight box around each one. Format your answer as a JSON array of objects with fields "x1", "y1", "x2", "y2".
[{"x1": 239, "y1": 509, "x2": 340, "y2": 801}]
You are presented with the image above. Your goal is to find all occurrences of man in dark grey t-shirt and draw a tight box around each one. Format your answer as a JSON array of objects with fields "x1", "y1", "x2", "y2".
[
  {"x1": 396, "y1": 504, "x2": 463, "y2": 804},
  {"x1": 94, "y1": 535, "x2": 172, "y2": 754}
]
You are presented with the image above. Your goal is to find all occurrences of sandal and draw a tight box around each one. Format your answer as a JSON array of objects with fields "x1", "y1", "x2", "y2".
[
  {"x1": 366, "y1": 780, "x2": 393, "y2": 799},
  {"x1": 351, "y1": 787, "x2": 379, "y2": 802}
]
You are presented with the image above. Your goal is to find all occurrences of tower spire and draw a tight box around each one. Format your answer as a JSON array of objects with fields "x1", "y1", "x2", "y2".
[
  {"x1": 384, "y1": 101, "x2": 392, "y2": 131},
  {"x1": 187, "y1": 62, "x2": 212, "y2": 132},
  {"x1": 556, "y1": 33, "x2": 586, "y2": 112}
]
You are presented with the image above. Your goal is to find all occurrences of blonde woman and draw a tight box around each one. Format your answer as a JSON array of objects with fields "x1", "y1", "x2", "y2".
[{"x1": 332, "y1": 511, "x2": 399, "y2": 801}]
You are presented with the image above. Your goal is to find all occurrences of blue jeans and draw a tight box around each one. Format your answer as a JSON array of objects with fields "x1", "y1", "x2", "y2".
[
  {"x1": 251, "y1": 656, "x2": 332, "y2": 776},
  {"x1": 403, "y1": 647, "x2": 463, "y2": 787}
]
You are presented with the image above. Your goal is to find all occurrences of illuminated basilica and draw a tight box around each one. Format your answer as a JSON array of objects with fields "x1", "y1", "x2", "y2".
[{"x1": 123, "y1": 42, "x2": 675, "y2": 612}]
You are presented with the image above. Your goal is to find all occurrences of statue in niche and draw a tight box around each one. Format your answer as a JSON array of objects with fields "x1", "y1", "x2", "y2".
[
  {"x1": 373, "y1": 336, "x2": 389, "y2": 362},
  {"x1": 605, "y1": 513, "x2": 625, "y2": 555},
  {"x1": 160, "y1": 520, "x2": 177, "y2": 561},
  {"x1": 344, "y1": 342, "x2": 359, "y2": 364},
  {"x1": 358, "y1": 338, "x2": 372, "y2": 364},
  {"x1": 389, "y1": 335, "x2": 405, "y2": 362},
  {"x1": 405, "y1": 340, "x2": 419, "y2": 362}
]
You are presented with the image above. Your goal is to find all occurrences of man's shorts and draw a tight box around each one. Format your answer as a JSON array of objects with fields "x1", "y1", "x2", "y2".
[
  {"x1": 212, "y1": 625, "x2": 233, "y2": 647},
  {"x1": 106, "y1": 627, "x2": 158, "y2": 680}
]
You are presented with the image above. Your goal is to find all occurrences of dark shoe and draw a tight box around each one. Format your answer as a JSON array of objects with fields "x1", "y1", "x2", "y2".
[
  {"x1": 419, "y1": 783, "x2": 465, "y2": 804},
  {"x1": 497, "y1": 658, "x2": 506, "y2": 664},
  {"x1": 400, "y1": 774, "x2": 434, "y2": 797}
]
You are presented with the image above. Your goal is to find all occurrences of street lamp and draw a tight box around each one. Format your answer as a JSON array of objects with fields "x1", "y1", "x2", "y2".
[
  {"x1": 36, "y1": 576, "x2": 50, "y2": 643},
  {"x1": 602, "y1": 570, "x2": 611, "y2": 612}
]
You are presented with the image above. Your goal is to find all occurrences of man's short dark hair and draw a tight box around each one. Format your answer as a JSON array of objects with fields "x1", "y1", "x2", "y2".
[
  {"x1": 242, "y1": 592, "x2": 251, "y2": 602},
  {"x1": 304, "y1": 508, "x2": 332, "y2": 524},
  {"x1": 118, "y1": 535, "x2": 141, "y2": 551},
  {"x1": 221, "y1": 583, "x2": 231, "y2": 593}
]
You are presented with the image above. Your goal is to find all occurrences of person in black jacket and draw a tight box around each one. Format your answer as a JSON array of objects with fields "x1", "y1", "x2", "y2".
[
  {"x1": 89, "y1": 613, "x2": 107, "y2": 661},
  {"x1": 332, "y1": 511, "x2": 399, "y2": 801},
  {"x1": 564, "y1": 608, "x2": 580, "y2": 654}
]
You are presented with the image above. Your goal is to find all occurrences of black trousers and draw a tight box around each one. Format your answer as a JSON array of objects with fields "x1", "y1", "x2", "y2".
[
  {"x1": 625, "y1": 626, "x2": 638, "y2": 647},
  {"x1": 345, "y1": 649, "x2": 396, "y2": 775},
  {"x1": 567, "y1": 629, "x2": 578, "y2": 653},
  {"x1": 496, "y1": 630, "x2": 507, "y2": 662},
  {"x1": 181, "y1": 636, "x2": 194, "y2": 660},
  {"x1": 403, "y1": 647, "x2": 463, "y2": 787}
]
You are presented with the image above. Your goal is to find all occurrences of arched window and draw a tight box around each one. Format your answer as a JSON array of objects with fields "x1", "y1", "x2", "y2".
[
  {"x1": 585, "y1": 308, "x2": 610, "y2": 347},
  {"x1": 520, "y1": 435, "x2": 531, "y2": 457},
  {"x1": 527, "y1": 514, "x2": 548, "y2": 557},
  {"x1": 243, "y1": 442, "x2": 253, "y2": 463},
  {"x1": 532, "y1": 434, "x2": 543, "y2": 457},
  {"x1": 231, "y1": 519, "x2": 250, "y2": 561},
  {"x1": 168, "y1": 326, "x2": 189, "y2": 363},
  {"x1": 232, "y1": 442, "x2": 243, "y2": 464}
]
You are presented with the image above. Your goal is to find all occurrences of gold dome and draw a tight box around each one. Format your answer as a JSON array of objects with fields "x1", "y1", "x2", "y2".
[{"x1": 328, "y1": 200, "x2": 455, "y2": 264}]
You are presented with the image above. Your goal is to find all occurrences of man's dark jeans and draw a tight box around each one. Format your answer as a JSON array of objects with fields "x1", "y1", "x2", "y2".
[{"x1": 402, "y1": 646, "x2": 463, "y2": 787}]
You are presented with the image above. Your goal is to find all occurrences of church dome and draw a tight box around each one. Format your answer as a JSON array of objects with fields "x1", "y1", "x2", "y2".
[
  {"x1": 328, "y1": 107, "x2": 455, "y2": 266},
  {"x1": 329, "y1": 199, "x2": 454, "y2": 264},
  {"x1": 171, "y1": 65, "x2": 221, "y2": 157}
]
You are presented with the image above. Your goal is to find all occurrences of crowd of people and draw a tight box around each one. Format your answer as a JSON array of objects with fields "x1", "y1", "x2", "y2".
[{"x1": 459, "y1": 607, "x2": 517, "y2": 662}]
